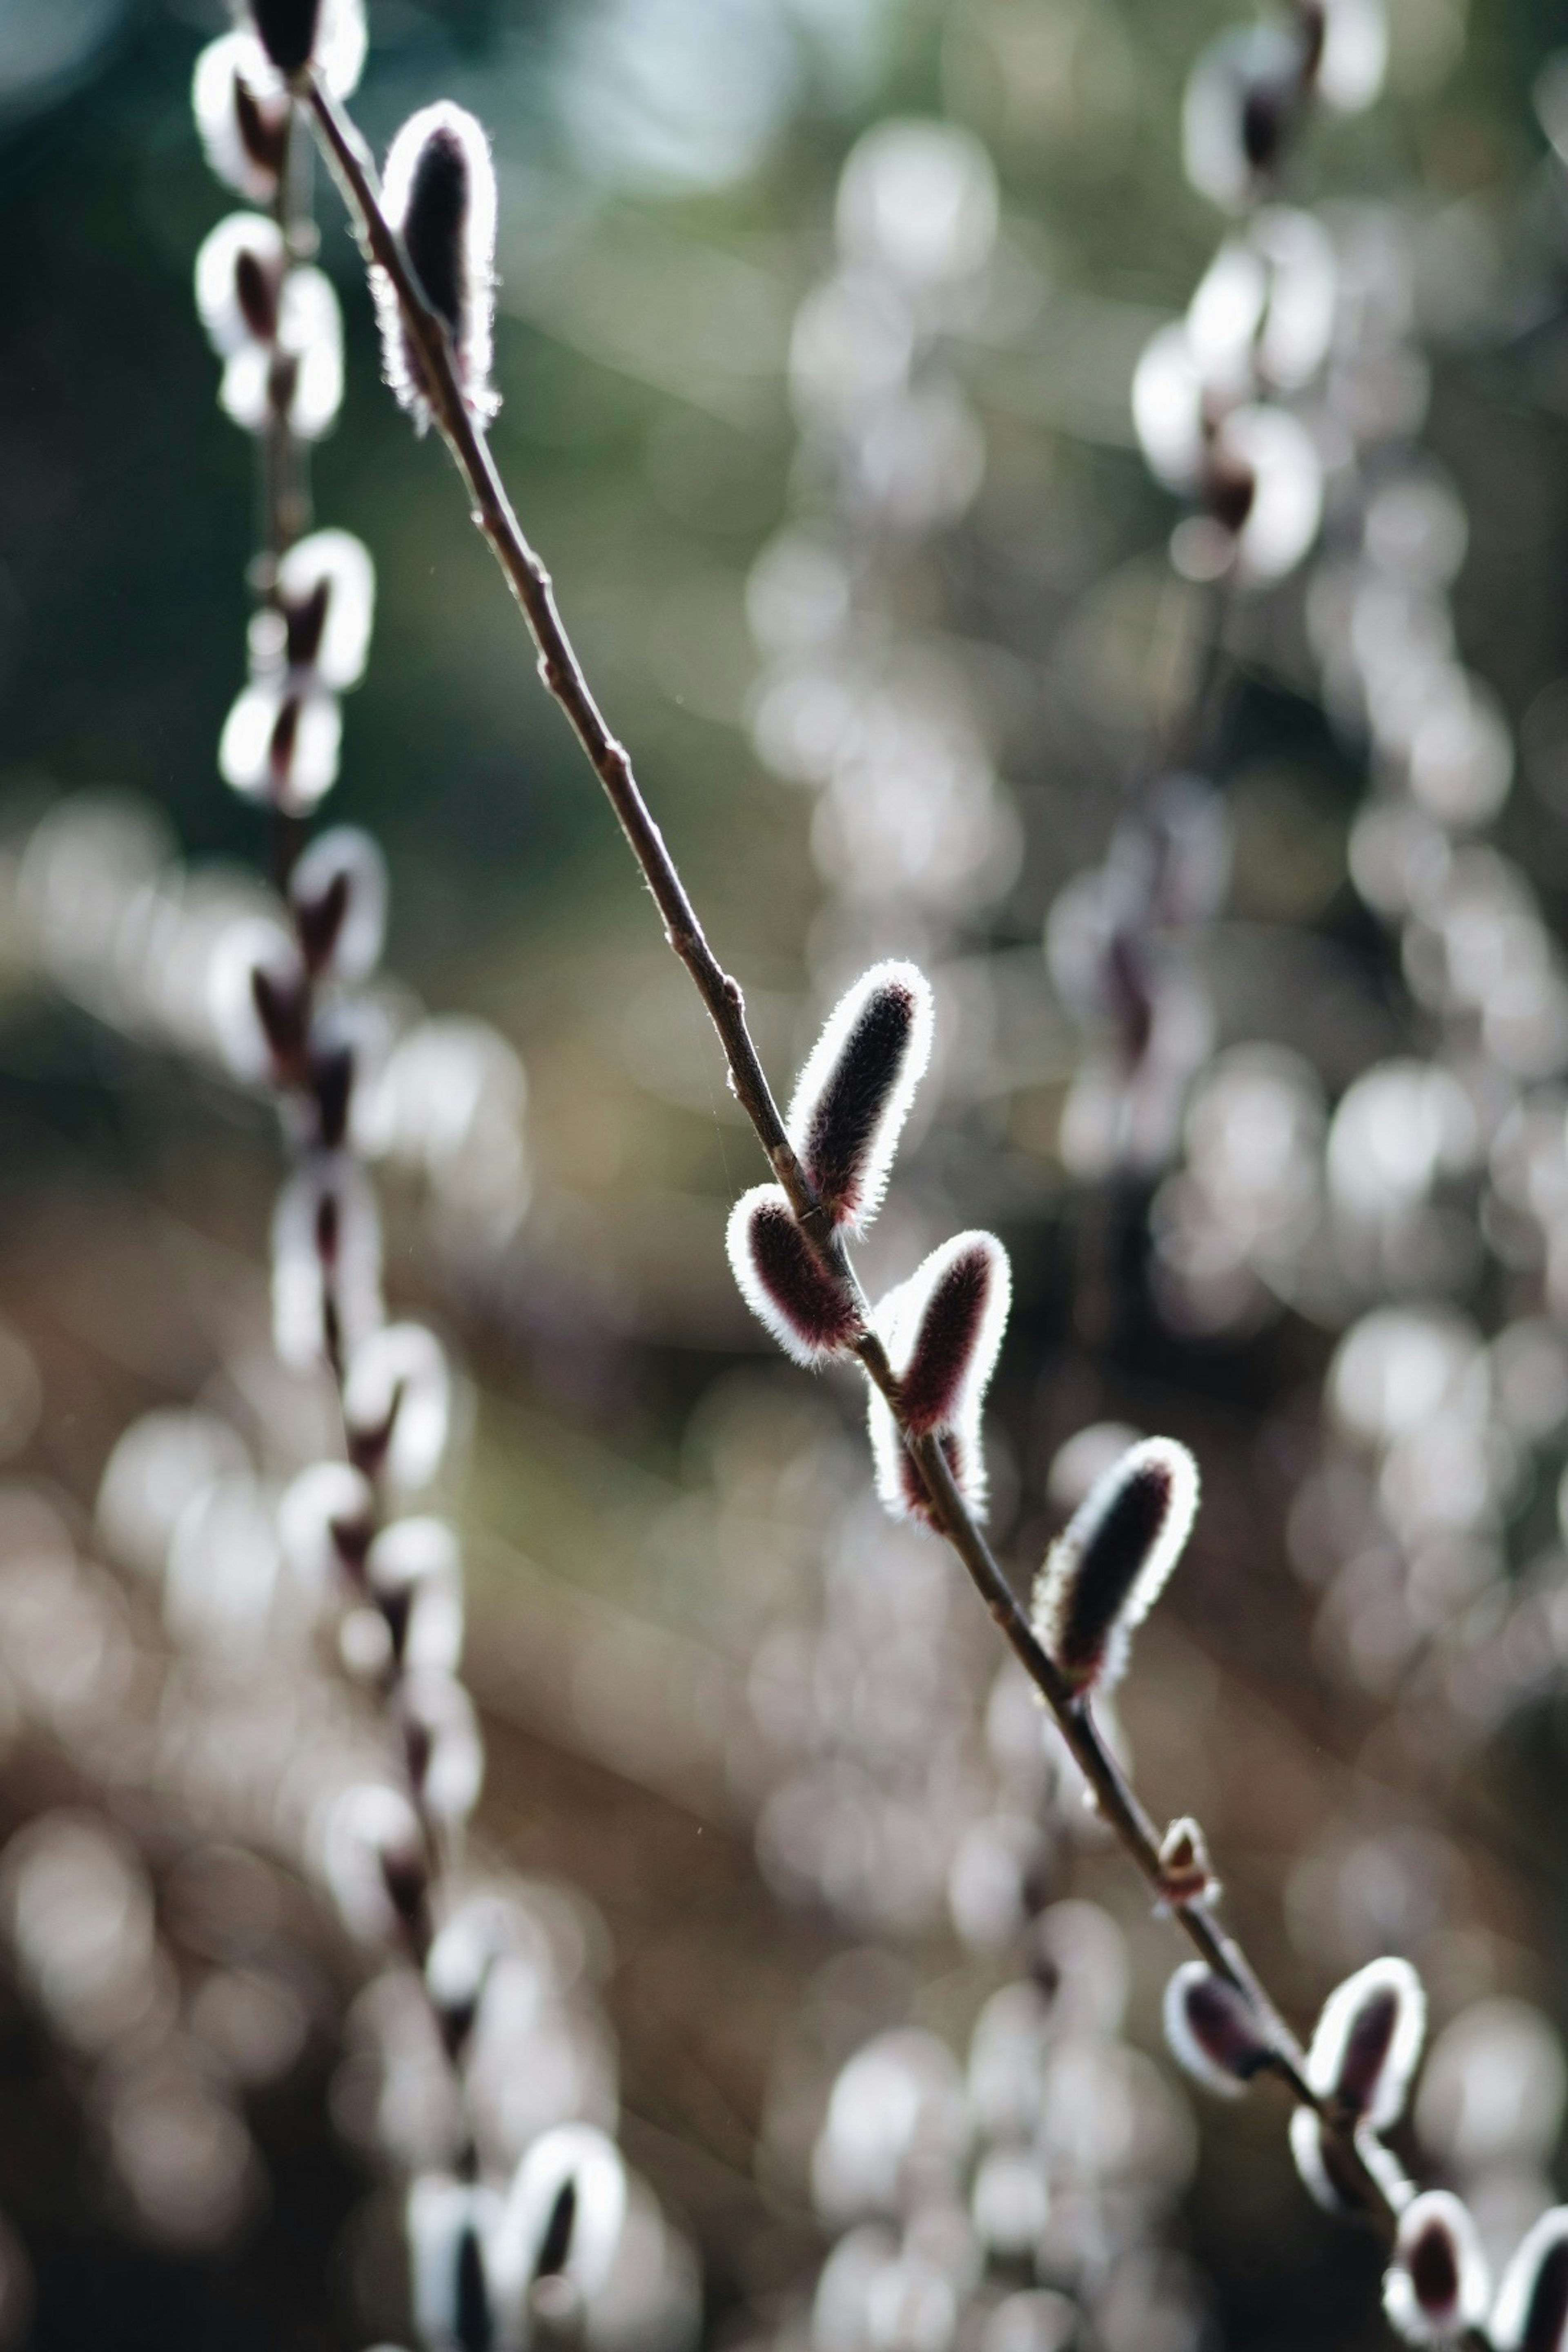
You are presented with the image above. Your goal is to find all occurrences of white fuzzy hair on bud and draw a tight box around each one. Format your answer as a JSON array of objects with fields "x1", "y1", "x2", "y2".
[
  {"x1": 219, "y1": 680, "x2": 343, "y2": 812},
  {"x1": 1307, "y1": 0, "x2": 1388, "y2": 114},
  {"x1": 365, "y1": 1517, "x2": 464, "y2": 1675},
  {"x1": 277, "y1": 1459, "x2": 374, "y2": 1598},
  {"x1": 317, "y1": 1780, "x2": 426, "y2": 1942},
  {"x1": 1492, "y1": 2207, "x2": 1568, "y2": 2352},
  {"x1": 867, "y1": 1231, "x2": 1010, "y2": 1527},
  {"x1": 270, "y1": 528, "x2": 376, "y2": 691},
  {"x1": 1383, "y1": 2191, "x2": 1489, "y2": 2346},
  {"x1": 288, "y1": 824, "x2": 388, "y2": 984},
  {"x1": 271, "y1": 1154, "x2": 383, "y2": 1370},
  {"x1": 207, "y1": 913, "x2": 306, "y2": 1084},
  {"x1": 194, "y1": 217, "x2": 343, "y2": 438},
  {"x1": 192, "y1": 33, "x2": 289, "y2": 203},
  {"x1": 726, "y1": 1185, "x2": 862, "y2": 1367},
  {"x1": 424, "y1": 1893, "x2": 519, "y2": 2059},
  {"x1": 1031, "y1": 1435, "x2": 1199, "y2": 1694},
  {"x1": 376, "y1": 103, "x2": 498, "y2": 429},
  {"x1": 245, "y1": 0, "x2": 367, "y2": 95},
  {"x1": 407, "y1": 2174, "x2": 503, "y2": 2352},
  {"x1": 343, "y1": 1322, "x2": 452, "y2": 1492},
  {"x1": 398, "y1": 1669, "x2": 483, "y2": 1825},
  {"x1": 195, "y1": 212, "x2": 284, "y2": 358},
  {"x1": 1183, "y1": 23, "x2": 1307, "y2": 211},
  {"x1": 1305, "y1": 1956, "x2": 1426, "y2": 2132},
  {"x1": 1163, "y1": 1963, "x2": 1272, "y2": 2098},
  {"x1": 490, "y1": 2124, "x2": 628, "y2": 2326},
  {"x1": 786, "y1": 961, "x2": 934, "y2": 1236}
]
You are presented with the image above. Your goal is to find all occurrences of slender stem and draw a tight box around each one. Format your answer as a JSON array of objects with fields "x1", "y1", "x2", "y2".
[{"x1": 301, "y1": 70, "x2": 1408, "y2": 2244}]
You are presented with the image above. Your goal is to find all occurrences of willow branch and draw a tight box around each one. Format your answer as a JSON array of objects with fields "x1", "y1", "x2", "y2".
[{"x1": 302, "y1": 70, "x2": 1403, "y2": 2239}]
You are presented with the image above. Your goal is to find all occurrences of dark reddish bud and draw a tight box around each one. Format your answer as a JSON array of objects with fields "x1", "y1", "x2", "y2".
[
  {"x1": 1032, "y1": 1436, "x2": 1199, "y2": 1693},
  {"x1": 726, "y1": 1186, "x2": 862, "y2": 1367},
  {"x1": 786, "y1": 962, "x2": 934, "y2": 1236}
]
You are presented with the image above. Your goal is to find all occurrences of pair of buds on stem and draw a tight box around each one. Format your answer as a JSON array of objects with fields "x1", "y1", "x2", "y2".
[
  {"x1": 1170, "y1": 1949, "x2": 1568, "y2": 2346},
  {"x1": 724, "y1": 961, "x2": 1009, "y2": 1523},
  {"x1": 728, "y1": 962, "x2": 1207, "y2": 1699}
]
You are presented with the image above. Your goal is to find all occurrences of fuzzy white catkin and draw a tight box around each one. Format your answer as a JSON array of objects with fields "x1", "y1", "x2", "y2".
[
  {"x1": 219, "y1": 267, "x2": 344, "y2": 439},
  {"x1": 192, "y1": 33, "x2": 288, "y2": 203},
  {"x1": 277, "y1": 1459, "x2": 374, "y2": 1597},
  {"x1": 1382, "y1": 2192, "x2": 1489, "y2": 2346},
  {"x1": 1031, "y1": 1435, "x2": 1199, "y2": 1692},
  {"x1": 365, "y1": 1517, "x2": 464, "y2": 1673},
  {"x1": 866, "y1": 1231, "x2": 1011, "y2": 1525},
  {"x1": 785, "y1": 960, "x2": 934, "y2": 1236},
  {"x1": 246, "y1": 0, "x2": 367, "y2": 96},
  {"x1": 274, "y1": 529, "x2": 377, "y2": 690},
  {"x1": 407, "y1": 2175, "x2": 503, "y2": 2352},
  {"x1": 725, "y1": 1184, "x2": 861, "y2": 1367},
  {"x1": 1305, "y1": 1956, "x2": 1425, "y2": 2131},
  {"x1": 207, "y1": 914, "x2": 303, "y2": 1083},
  {"x1": 271, "y1": 1156, "x2": 384, "y2": 1370},
  {"x1": 343, "y1": 1323, "x2": 452, "y2": 1491},
  {"x1": 399, "y1": 1669, "x2": 484, "y2": 1825},
  {"x1": 317, "y1": 1781, "x2": 423, "y2": 1942},
  {"x1": 490, "y1": 2125, "x2": 628, "y2": 2323},
  {"x1": 195, "y1": 213, "x2": 284, "y2": 358},
  {"x1": 376, "y1": 103, "x2": 499, "y2": 426},
  {"x1": 287, "y1": 825, "x2": 388, "y2": 983},
  {"x1": 219, "y1": 681, "x2": 343, "y2": 812}
]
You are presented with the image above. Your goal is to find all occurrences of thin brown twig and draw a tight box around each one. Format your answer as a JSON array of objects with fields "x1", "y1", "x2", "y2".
[{"x1": 301, "y1": 68, "x2": 1412, "y2": 2245}]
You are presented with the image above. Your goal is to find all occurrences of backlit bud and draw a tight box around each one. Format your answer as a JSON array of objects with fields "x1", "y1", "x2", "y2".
[
  {"x1": 319, "y1": 1781, "x2": 427, "y2": 1942},
  {"x1": 1306, "y1": 1958, "x2": 1425, "y2": 2132},
  {"x1": 397, "y1": 1670, "x2": 483, "y2": 1826},
  {"x1": 1157, "y1": 1817, "x2": 1217, "y2": 1905},
  {"x1": 278, "y1": 1459, "x2": 375, "y2": 1595},
  {"x1": 867, "y1": 1232, "x2": 1010, "y2": 1527},
  {"x1": 377, "y1": 104, "x2": 498, "y2": 428},
  {"x1": 366, "y1": 1517, "x2": 464, "y2": 1674},
  {"x1": 288, "y1": 825, "x2": 388, "y2": 981},
  {"x1": 786, "y1": 961, "x2": 933, "y2": 1236},
  {"x1": 1301, "y1": 0, "x2": 1388, "y2": 113},
  {"x1": 196, "y1": 238, "x2": 343, "y2": 440},
  {"x1": 192, "y1": 33, "x2": 289, "y2": 202},
  {"x1": 196, "y1": 212, "x2": 284, "y2": 359},
  {"x1": 208, "y1": 915, "x2": 307, "y2": 1084},
  {"x1": 343, "y1": 1323, "x2": 452, "y2": 1492},
  {"x1": 1163, "y1": 1964, "x2": 1272, "y2": 2098},
  {"x1": 246, "y1": 0, "x2": 367, "y2": 94},
  {"x1": 219, "y1": 680, "x2": 342, "y2": 812},
  {"x1": 1031, "y1": 1436, "x2": 1199, "y2": 1694},
  {"x1": 726, "y1": 1185, "x2": 862, "y2": 1366},
  {"x1": 1383, "y1": 2192, "x2": 1489, "y2": 2346},
  {"x1": 1493, "y1": 2208, "x2": 1568, "y2": 2352},
  {"x1": 425, "y1": 1895, "x2": 514, "y2": 2060},
  {"x1": 1183, "y1": 24, "x2": 1308, "y2": 210},
  {"x1": 271, "y1": 529, "x2": 376, "y2": 691},
  {"x1": 408, "y1": 2174, "x2": 503, "y2": 2352},
  {"x1": 239, "y1": 270, "x2": 344, "y2": 439},
  {"x1": 491, "y1": 2125, "x2": 627, "y2": 2330},
  {"x1": 271, "y1": 1154, "x2": 383, "y2": 1370}
]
